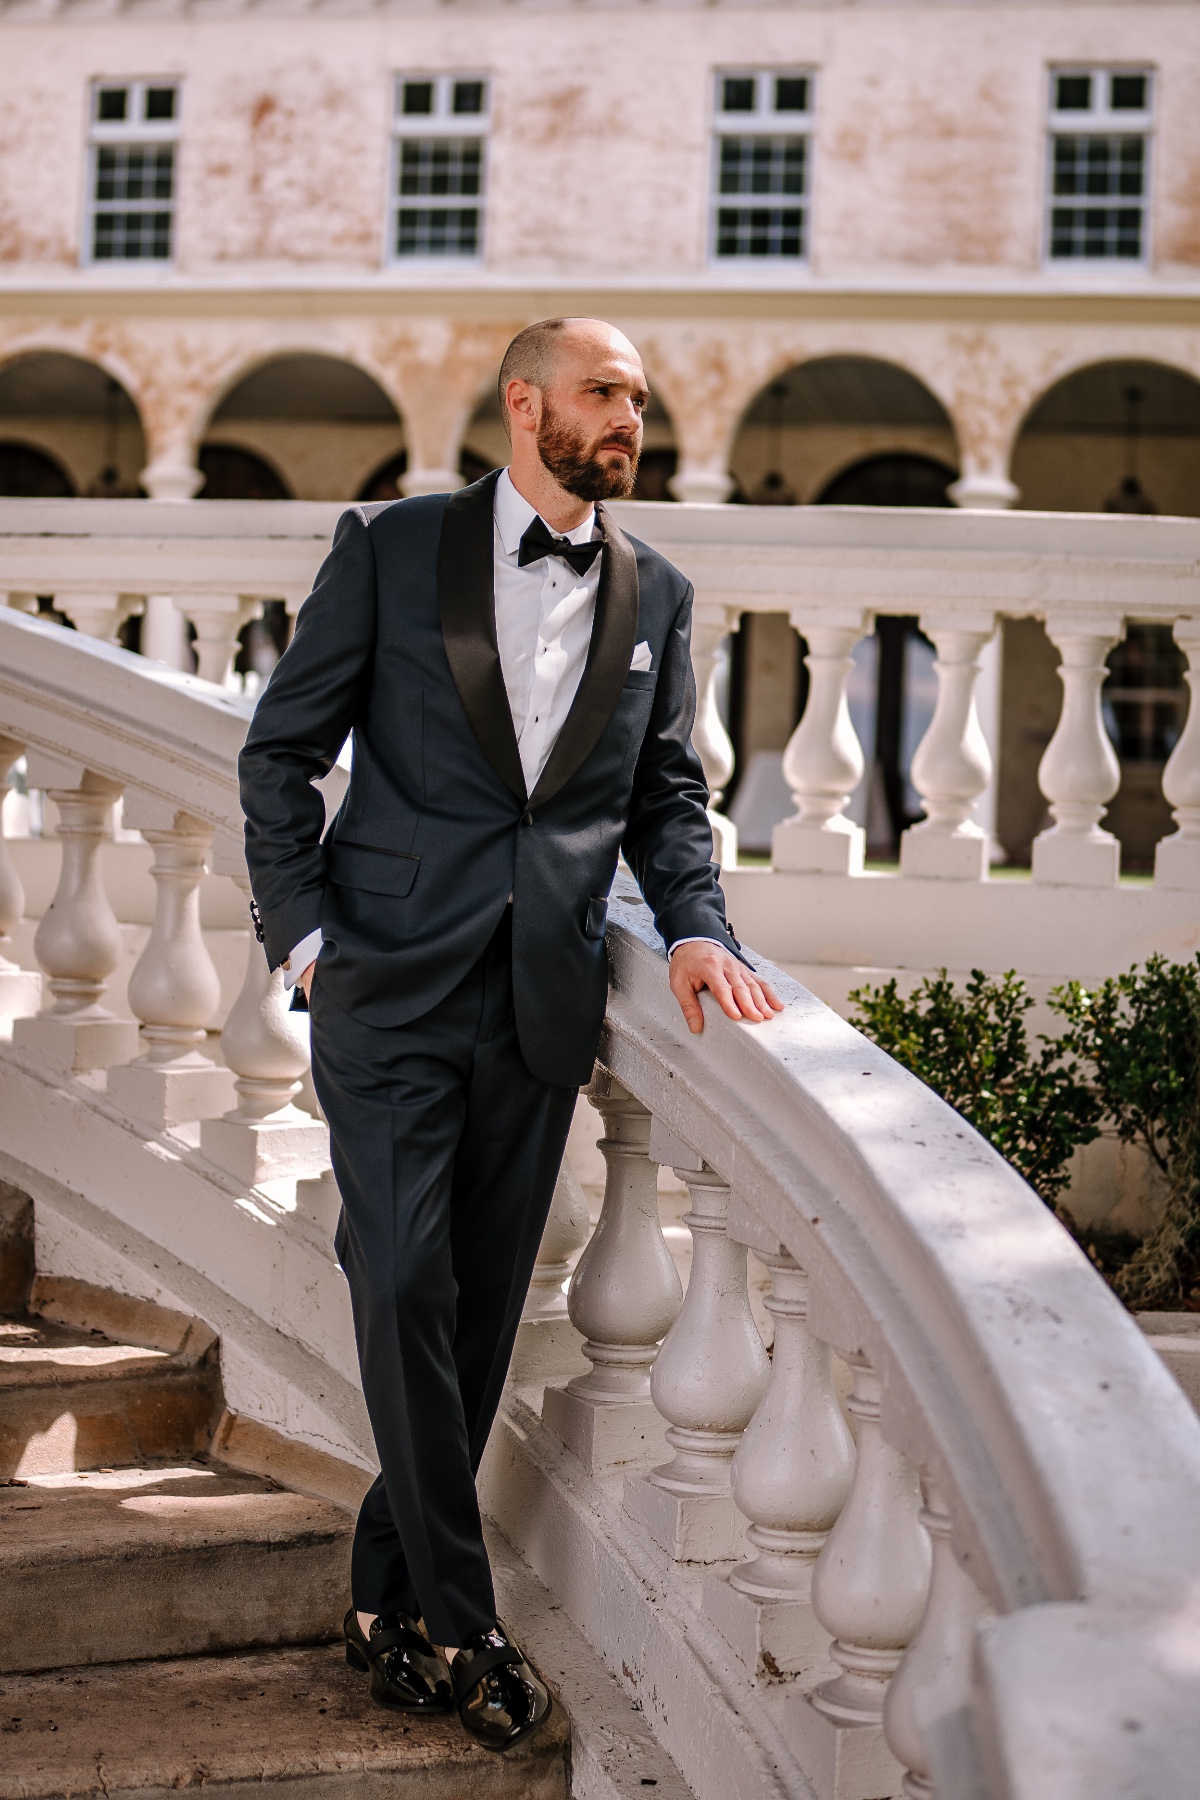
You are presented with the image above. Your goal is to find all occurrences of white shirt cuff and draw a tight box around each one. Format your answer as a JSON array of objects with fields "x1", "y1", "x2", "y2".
[
  {"x1": 283, "y1": 928, "x2": 323, "y2": 989},
  {"x1": 666, "y1": 935, "x2": 727, "y2": 961}
]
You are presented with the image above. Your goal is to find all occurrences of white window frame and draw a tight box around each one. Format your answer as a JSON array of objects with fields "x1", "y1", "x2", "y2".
[
  {"x1": 710, "y1": 68, "x2": 814, "y2": 265},
  {"x1": 85, "y1": 77, "x2": 181, "y2": 267},
  {"x1": 1044, "y1": 65, "x2": 1154, "y2": 268},
  {"x1": 389, "y1": 73, "x2": 489, "y2": 265}
]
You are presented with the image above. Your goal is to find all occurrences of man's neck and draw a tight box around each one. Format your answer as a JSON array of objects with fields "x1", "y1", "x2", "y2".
[{"x1": 506, "y1": 458, "x2": 593, "y2": 535}]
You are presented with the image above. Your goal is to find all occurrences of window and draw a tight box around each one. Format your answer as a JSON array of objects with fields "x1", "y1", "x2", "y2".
[
  {"x1": 712, "y1": 70, "x2": 812, "y2": 261},
  {"x1": 392, "y1": 75, "x2": 488, "y2": 260},
  {"x1": 1046, "y1": 68, "x2": 1152, "y2": 262},
  {"x1": 87, "y1": 80, "x2": 179, "y2": 263}
]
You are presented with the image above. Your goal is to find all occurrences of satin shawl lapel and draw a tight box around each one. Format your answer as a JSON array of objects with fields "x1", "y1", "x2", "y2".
[
  {"x1": 437, "y1": 469, "x2": 526, "y2": 804},
  {"x1": 529, "y1": 504, "x2": 640, "y2": 809}
]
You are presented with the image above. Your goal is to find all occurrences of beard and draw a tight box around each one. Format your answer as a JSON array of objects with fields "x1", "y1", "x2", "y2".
[{"x1": 536, "y1": 399, "x2": 640, "y2": 500}]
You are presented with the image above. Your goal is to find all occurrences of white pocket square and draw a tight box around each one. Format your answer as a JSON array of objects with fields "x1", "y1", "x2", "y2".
[{"x1": 630, "y1": 641, "x2": 653, "y2": 673}]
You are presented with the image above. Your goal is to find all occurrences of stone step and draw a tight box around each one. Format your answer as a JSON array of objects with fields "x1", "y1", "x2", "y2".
[
  {"x1": 0, "y1": 1311, "x2": 222, "y2": 1479},
  {"x1": 0, "y1": 1463, "x2": 352, "y2": 1674},
  {"x1": 0, "y1": 1641, "x2": 570, "y2": 1800}
]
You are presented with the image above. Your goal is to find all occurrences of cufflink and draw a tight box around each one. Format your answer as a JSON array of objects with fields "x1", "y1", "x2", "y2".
[{"x1": 249, "y1": 899, "x2": 264, "y2": 944}]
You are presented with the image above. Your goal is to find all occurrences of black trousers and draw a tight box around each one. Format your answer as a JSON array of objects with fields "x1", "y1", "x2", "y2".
[{"x1": 309, "y1": 908, "x2": 576, "y2": 1646}]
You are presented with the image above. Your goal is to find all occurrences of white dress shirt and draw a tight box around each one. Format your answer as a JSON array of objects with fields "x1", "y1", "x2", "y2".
[{"x1": 283, "y1": 470, "x2": 718, "y2": 986}]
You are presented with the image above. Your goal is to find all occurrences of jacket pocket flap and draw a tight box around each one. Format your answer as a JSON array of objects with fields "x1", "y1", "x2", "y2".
[{"x1": 327, "y1": 841, "x2": 420, "y2": 898}]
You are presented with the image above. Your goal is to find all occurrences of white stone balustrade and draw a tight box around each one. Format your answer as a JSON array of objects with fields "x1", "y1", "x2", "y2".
[
  {"x1": 0, "y1": 736, "x2": 41, "y2": 1023},
  {"x1": 13, "y1": 757, "x2": 139, "y2": 1073},
  {"x1": 899, "y1": 612, "x2": 996, "y2": 881},
  {"x1": 1031, "y1": 612, "x2": 1124, "y2": 887},
  {"x1": 690, "y1": 612, "x2": 739, "y2": 868},
  {"x1": 773, "y1": 617, "x2": 870, "y2": 874},
  {"x1": 882, "y1": 1480, "x2": 986, "y2": 1800},
  {"x1": 624, "y1": 1123, "x2": 770, "y2": 1561},
  {"x1": 1155, "y1": 615, "x2": 1200, "y2": 891},
  {"x1": 57, "y1": 592, "x2": 142, "y2": 643},
  {"x1": 199, "y1": 872, "x2": 329, "y2": 1185},
  {"x1": 176, "y1": 594, "x2": 265, "y2": 687},
  {"x1": 106, "y1": 796, "x2": 235, "y2": 1129},
  {"x1": 704, "y1": 1244, "x2": 855, "y2": 1682},
  {"x1": 790, "y1": 1355, "x2": 932, "y2": 1800},
  {"x1": 542, "y1": 1073, "x2": 682, "y2": 1473},
  {"x1": 509, "y1": 1156, "x2": 592, "y2": 1385}
]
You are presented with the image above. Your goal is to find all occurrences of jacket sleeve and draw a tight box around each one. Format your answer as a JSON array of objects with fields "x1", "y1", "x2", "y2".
[
  {"x1": 621, "y1": 583, "x2": 747, "y2": 961},
  {"x1": 238, "y1": 506, "x2": 377, "y2": 970}
]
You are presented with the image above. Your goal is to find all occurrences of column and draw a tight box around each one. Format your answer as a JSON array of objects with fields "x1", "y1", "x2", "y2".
[
  {"x1": 1155, "y1": 617, "x2": 1200, "y2": 890},
  {"x1": 899, "y1": 612, "x2": 996, "y2": 881},
  {"x1": 946, "y1": 465, "x2": 1019, "y2": 511},
  {"x1": 1031, "y1": 611, "x2": 1123, "y2": 887},
  {"x1": 198, "y1": 874, "x2": 328, "y2": 1186},
  {"x1": 140, "y1": 450, "x2": 204, "y2": 501},
  {"x1": 691, "y1": 612, "x2": 739, "y2": 868},
  {"x1": 176, "y1": 595, "x2": 264, "y2": 687},
  {"x1": 883, "y1": 1479, "x2": 986, "y2": 1799},
  {"x1": 13, "y1": 763, "x2": 139, "y2": 1073},
  {"x1": 786, "y1": 1355, "x2": 931, "y2": 1800},
  {"x1": 509, "y1": 1153, "x2": 592, "y2": 1386},
  {"x1": 0, "y1": 737, "x2": 42, "y2": 1022},
  {"x1": 704, "y1": 1248, "x2": 855, "y2": 1684},
  {"x1": 625, "y1": 1124, "x2": 769, "y2": 1561},
  {"x1": 541, "y1": 1072, "x2": 682, "y2": 1475},
  {"x1": 668, "y1": 464, "x2": 735, "y2": 505},
  {"x1": 106, "y1": 799, "x2": 235, "y2": 1129},
  {"x1": 773, "y1": 615, "x2": 871, "y2": 875}
]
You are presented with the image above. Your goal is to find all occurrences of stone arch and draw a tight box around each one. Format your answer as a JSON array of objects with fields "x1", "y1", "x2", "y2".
[
  {"x1": 0, "y1": 348, "x2": 147, "y2": 495},
  {"x1": 728, "y1": 355, "x2": 960, "y2": 506},
  {"x1": 1009, "y1": 357, "x2": 1200, "y2": 516},
  {"x1": 199, "y1": 351, "x2": 406, "y2": 501}
]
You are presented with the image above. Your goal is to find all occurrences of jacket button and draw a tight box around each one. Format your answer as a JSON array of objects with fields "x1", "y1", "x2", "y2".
[{"x1": 521, "y1": 811, "x2": 533, "y2": 826}]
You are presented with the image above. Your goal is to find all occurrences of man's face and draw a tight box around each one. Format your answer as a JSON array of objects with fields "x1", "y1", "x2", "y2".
[{"x1": 534, "y1": 332, "x2": 648, "y2": 501}]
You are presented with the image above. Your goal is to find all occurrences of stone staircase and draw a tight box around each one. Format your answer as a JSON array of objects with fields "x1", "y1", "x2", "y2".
[{"x1": 0, "y1": 1182, "x2": 573, "y2": 1799}]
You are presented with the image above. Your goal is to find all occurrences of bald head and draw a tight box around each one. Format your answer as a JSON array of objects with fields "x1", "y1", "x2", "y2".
[{"x1": 497, "y1": 317, "x2": 645, "y2": 434}]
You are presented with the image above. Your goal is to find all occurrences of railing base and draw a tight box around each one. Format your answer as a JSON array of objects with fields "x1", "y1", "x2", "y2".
[
  {"x1": 13, "y1": 1011, "x2": 138, "y2": 1074},
  {"x1": 199, "y1": 1109, "x2": 329, "y2": 1186},
  {"x1": 541, "y1": 1383, "x2": 668, "y2": 1476},
  {"x1": 0, "y1": 967, "x2": 41, "y2": 1022},
  {"x1": 108, "y1": 1058, "x2": 236, "y2": 1131},
  {"x1": 703, "y1": 1569, "x2": 835, "y2": 1685},
  {"x1": 623, "y1": 1471, "x2": 746, "y2": 1563},
  {"x1": 785, "y1": 1693, "x2": 904, "y2": 1800}
]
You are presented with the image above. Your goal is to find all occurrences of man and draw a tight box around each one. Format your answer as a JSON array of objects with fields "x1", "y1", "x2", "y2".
[{"x1": 239, "y1": 317, "x2": 782, "y2": 1752}]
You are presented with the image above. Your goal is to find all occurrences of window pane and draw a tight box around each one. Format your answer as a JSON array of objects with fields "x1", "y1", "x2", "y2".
[
  {"x1": 95, "y1": 144, "x2": 175, "y2": 204},
  {"x1": 398, "y1": 138, "x2": 482, "y2": 198},
  {"x1": 144, "y1": 86, "x2": 176, "y2": 121},
  {"x1": 453, "y1": 80, "x2": 485, "y2": 115},
  {"x1": 395, "y1": 206, "x2": 479, "y2": 256},
  {"x1": 1050, "y1": 204, "x2": 1143, "y2": 259},
  {"x1": 402, "y1": 81, "x2": 434, "y2": 115},
  {"x1": 1052, "y1": 135, "x2": 1144, "y2": 199},
  {"x1": 97, "y1": 87, "x2": 128, "y2": 122},
  {"x1": 1054, "y1": 74, "x2": 1092, "y2": 111},
  {"x1": 721, "y1": 77, "x2": 756, "y2": 113},
  {"x1": 774, "y1": 76, "x2": 808, "y2": 113},
  {"x1": 1111, "y1": 73, "x2": 1147, "y2": 110},
  {"x1": 93, "y1": 208, "x2": 172, "y2": 261},
  {"x1": 716, "y1": 205, "x2": 804, "y2": 258},
  {"x1": 719, "y1": 136, "x2": 806, "y2": 198}
]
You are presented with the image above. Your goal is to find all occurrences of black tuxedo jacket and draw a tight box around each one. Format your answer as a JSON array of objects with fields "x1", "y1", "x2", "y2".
[{"x1": 238, "y1": 470, "x2": 740, "y2": 1087}]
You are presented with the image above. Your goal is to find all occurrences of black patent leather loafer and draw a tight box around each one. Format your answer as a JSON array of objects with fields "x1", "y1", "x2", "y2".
[
  {"x1": 452, "y1": 1620, "x2": 551, "y2": 1751},
  {"x1": 343, "y1": 1608, "x2": 453, "y2": 1713}
]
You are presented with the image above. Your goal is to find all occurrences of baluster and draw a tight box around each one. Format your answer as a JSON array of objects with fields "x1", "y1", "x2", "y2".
[
  {"x1": 198, "y1": 872, "x2": 328, "y2": 1186},
  {"x1": 57, "y1": 593, "x2": 142, "y2": 642},
  {"x1": 7, "y1": 595, "x2": 39, "y2": 615},
  {"x1": 177, "y1": 595, "x2": 263, "y2": 687},
  {"x1": 883, "y1": 1480, "x2": 986, "y2": 1799},
  {"x1": 0, "y1": 738, "x2": 42, "y2": 1022},
  {"x1": 13, "y1": 761, "x2": 139, "y2": 1072},
  {"x1": 773, "y1": 615, "x2": 871, "y2": 874},
  {"x1": 788, "y1": 1354, "x2": 931, "y2": 1800},
  {"x1": 625, "y1": 1126, "x2": 769, "y2": 1560},
  {"x1": 140, "y1": 594, "x2": 192, "y2": 671},
  {"x1": 899, "y1": 613, "x2": 996, "y2": 880},
  {"x1": 705, "y1": 1247, "x2": 855, "y2": 1682},
  {"x1": 106, "y1": 797, "x2": 235, "y2": 1128},
  {"x1": 541, "y1": 1072, "x2": 682, "y2": 1475},
  {"x1": 1031, "y1": 612, "x2": 1123, "y2": 886},
  {"x1": 1155, "y1": 617, "x2": 1200, "y2": 890},
  {"x1": 509, "y1": 1154, "x2": 591, "y2": 1386},
  {"x1": 691, "y1": 614, "x2": 739, "y2": 869}
]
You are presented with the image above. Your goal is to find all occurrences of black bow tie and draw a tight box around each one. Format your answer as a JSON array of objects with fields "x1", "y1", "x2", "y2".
[{"x1": 517, "y1": 515, "x2": 602, "y2": 577}]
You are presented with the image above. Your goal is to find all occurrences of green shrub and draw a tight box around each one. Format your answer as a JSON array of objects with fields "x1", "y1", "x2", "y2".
[{"x1": 849, "y1": 957, "x2": 1200, "y2": 1311}]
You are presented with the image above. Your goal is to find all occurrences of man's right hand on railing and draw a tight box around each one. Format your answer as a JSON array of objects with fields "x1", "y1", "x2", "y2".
[{"x1": 668, "y1": 939, "x2": 783, "y2": 1035}]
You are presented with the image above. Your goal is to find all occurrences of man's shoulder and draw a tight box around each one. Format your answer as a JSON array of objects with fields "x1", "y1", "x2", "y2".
[
  {"x1": 618, "y1": 526, "x2": 692, "y2": 602},
  {"x1": 346, "y1": 492, "x2": 453, "y2": 532}
]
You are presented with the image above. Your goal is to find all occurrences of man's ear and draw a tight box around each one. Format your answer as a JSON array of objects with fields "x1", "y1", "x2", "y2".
[{"x1": 505, "y1": 378, "x2": 540, "y2": 436}]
